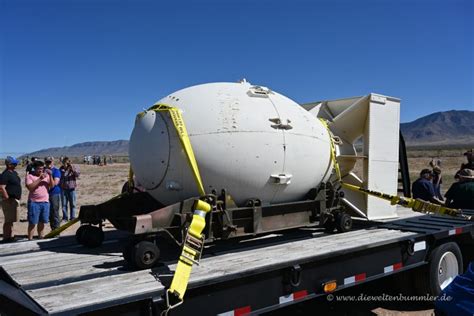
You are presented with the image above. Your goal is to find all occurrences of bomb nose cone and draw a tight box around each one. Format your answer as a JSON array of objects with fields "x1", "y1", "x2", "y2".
[{"x1": 129, "y1": 110, "x2": 170, "y2": 190}]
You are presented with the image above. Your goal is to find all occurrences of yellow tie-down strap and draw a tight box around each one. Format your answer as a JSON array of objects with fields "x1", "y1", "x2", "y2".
[
  {"x1": 144, "y1": 103, "x2": 205, "y2": 196},
  {"x1": 167, "y1": 200, "x2": 211, "y2": 302},
  {"x1": 44, "y1": 218, "x2": 80, "y2": 238},
  {"x1": 319, "y1": 118, "x2": 341, "y2": 181},
  {"x1": 340, "y1": 182, "x2": 472, "y2": 220},
  {"x1": 139, "y1": 104, "x2": 210, "y2": 311}
]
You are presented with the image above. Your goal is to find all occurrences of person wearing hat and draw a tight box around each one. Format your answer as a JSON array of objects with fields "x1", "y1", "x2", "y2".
[
  {"x1": 445, "y1": 169, "x2": 474, "y2": 210},
  {"x1": 0, "y1": 156, "x2": 22, "y2": 242},
  {"x1": 455, "y1": 149, "x2": 474, "y2": 180},
  {"x1": 412, "y1": 169, "x2": 444, "y2": 205},
  {"x1": 45, "y1": 157, "x2": 62, "y2": 230}
]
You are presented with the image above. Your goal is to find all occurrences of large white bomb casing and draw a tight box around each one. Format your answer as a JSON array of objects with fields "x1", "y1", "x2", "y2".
[{"x1": 129, "y1": 81, "x2": 334, "y2": 206}]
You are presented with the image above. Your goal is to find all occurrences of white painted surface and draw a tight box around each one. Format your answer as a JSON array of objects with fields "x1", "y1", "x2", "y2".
[
  {"x1": 304, "y1": 93, "x2": 401, "y2": 220},
  {"x1": 130, "y1": 82, "x2": 332, "y2": 206}
]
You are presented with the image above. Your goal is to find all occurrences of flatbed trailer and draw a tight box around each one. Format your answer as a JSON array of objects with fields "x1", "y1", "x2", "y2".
[{"x1": 1, "y1": 208, "x2": 473, "y2": 316}]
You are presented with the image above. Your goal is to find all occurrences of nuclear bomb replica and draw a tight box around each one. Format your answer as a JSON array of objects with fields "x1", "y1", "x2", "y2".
[
  {"x1": 129, "y1": 81, "x2": 335, "y2": 206},
  {"x1": 77, "y1": 80, "x2": 401, "y2": 269}
]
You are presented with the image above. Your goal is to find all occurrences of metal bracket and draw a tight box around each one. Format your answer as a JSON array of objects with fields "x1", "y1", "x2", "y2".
[
  {"x1": 248, "y1": 85, "x2": 271, "y2": 97},
  {"x1": 162, "y1": 290, "x2": 184, "y2": 316},
  {"x1": 270, "y1": 174, "x2": 292, "y2": 185}
]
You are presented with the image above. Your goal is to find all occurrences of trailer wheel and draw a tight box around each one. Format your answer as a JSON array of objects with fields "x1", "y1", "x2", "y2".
[
  {"x1": 132, "y1": 241, "x2": 160, "y2": 270},
  {"x1": 122, "y1": 242, "x2": 133, "y2": 264},
  {"x1": 79, "y1": 225, "x2": 104, "y2": 248},
  {"x1": 336, "y1": 213, "x2": 352, "y2": 233},
  {"x1": 415, "y1": 242, "x2": 463, "y2": 296},
  {"x1": 75, "y1": 225, "x2": 88, "y2": 245},
  {"x1": 323, "y1": 220, "x2": 336, "y2": 233}
]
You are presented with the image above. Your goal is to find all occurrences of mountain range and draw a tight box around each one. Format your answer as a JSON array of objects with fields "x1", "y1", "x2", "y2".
[
  {"x1": 25, "y1": 140, "x2": 129, "y2": 158},
  {"x1": 23, "y1": 110, "x2": 473, "y2": 157},
  {"x1": 400, "y1": 110, "x2": 473, "y2": 147}
]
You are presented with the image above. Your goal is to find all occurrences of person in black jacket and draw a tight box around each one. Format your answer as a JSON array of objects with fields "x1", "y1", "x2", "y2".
[{"x1": 0, "y1": 156, "x2": 22, "y2": 242}]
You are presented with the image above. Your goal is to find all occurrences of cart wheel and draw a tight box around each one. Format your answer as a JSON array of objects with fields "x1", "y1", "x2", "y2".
[
  {"x1": 80, "y1": 225, "x2": 104, "y2": 248},
  {"x1": 415, "y1": 242, "x2": 463, "y2": 296},
  {"x1": 132, "y1": 241, "x2": 160, "y2": 270},
  {"x1": 336, "y1": 213, "x2": 352, "y2": 233},
  {"x1": 75, "y1": 225, "x2": 88, "y2": 244},
  {"x1": 122, "y1": 242, "x2": 134, "y2": 264},
  {"x1": 323, "y1": 220, "x2": 336, "y2": 233}
]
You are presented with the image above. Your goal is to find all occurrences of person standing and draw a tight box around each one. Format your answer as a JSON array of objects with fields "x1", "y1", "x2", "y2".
[
  {"x1": 0, "y1": 156, "x2": 22, "y2": 243},
  {"x1": 432, "y1": 166, "x2": 444, "y2": 201},
  {"x1": 25, "y1": 160, "x2": 53, "y2": 240},
  {"x1": 60, "y1": 157, "x2": 80, "y2": 221},
  {"x1": 45, "y1": 157, "x2": 61, "y2": 230},
  {"x1": 455, "y1": 149, "x2": 474, "y2": 179}
]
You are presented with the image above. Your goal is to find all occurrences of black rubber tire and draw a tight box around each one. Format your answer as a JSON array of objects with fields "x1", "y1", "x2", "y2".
[
  {"x1": 80, "y1": 225, "x2": 104, "y2": 248},
  {"x1": 75, "y1": 225, "x2": 88, "y2": 245},
  {"x1": 336, "y1": 213, "x2": 352, "y2": 233},
  {"x1": 122, "y1": 242, "x2": 134, "y2": 264},
  {"x1": 414, "y1": 242, "x2": 463, "y2": 297},
  {"x1": 323, "y1": 219, "x2": 336, "y2": 233},
  {"x1": 132, "y1": 241, "x2": 160, "y2": 270}
]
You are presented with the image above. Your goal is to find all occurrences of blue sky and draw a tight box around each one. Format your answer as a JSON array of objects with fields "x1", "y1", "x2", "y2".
[{"x1": 1, "y1": 0, "x2": 472, "y2": 155}]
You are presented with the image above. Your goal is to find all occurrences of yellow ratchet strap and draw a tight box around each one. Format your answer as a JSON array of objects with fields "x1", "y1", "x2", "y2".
[
  {"x1": 319, "y1": 118, "x2": 341, "y2": 181},
  {"x1": 146, "y1": 104, "x2": 206, "y2": 196},
  {"x1": 340, "y1": 182, "x2": 472, "y2": 220},
  {"x1": 139, "y1": 104, "x2": 210, "y2": 311},
  {"x1": 167, "y1": 200, "x2": 211, "y2": 304},
  {"x1": 44, "y1": 218, "x2": 80, "y2": 238}
]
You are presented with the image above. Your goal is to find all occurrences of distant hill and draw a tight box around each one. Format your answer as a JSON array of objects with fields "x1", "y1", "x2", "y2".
[
  {"x1": 401, "y1": 110, "x2": 474, "y2": 147},
  {"x1": 25, "y1": 140, "x2": 129, "y2": 158}
]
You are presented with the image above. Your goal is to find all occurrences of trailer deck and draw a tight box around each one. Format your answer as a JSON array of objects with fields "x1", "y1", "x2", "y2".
[{"x1": 1, "y1": 208, "x2": 473, "y2": 315}]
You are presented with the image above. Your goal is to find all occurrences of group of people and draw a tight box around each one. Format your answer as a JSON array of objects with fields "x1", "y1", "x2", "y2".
[
  {"x1": 83, "y1": 155, "x2": 113, "y2": 165},
  {"x1": 412, "y1": 149, "x2": 474, "y2": 209},
  {"x1": 0, "y1": 156, "x2": 80, "y2": 242}
]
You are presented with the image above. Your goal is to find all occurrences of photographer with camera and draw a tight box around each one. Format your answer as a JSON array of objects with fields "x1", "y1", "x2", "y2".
[
  {"x1": 25, "y1": 160, "x2": 53, "y2": 240},
  {"x1": 60, "y1": 157, "x2": 80, "y2": 221}
]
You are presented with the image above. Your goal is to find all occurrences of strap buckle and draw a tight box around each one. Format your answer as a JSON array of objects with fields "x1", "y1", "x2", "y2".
[
  {"x1": 182, "y1": 234, "x2": 205, "y2": 265},
  {"x1": 162, "y1": 290, "x2": 184, "y2": 316}
]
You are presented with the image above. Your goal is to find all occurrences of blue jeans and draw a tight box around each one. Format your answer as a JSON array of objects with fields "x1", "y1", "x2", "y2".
[
  {"x1": 61, "y1": 189, "x2": 77, "y2": 220},
  {"x1": 49, "y1": 194, "x2": 61, "y2": 229}
]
